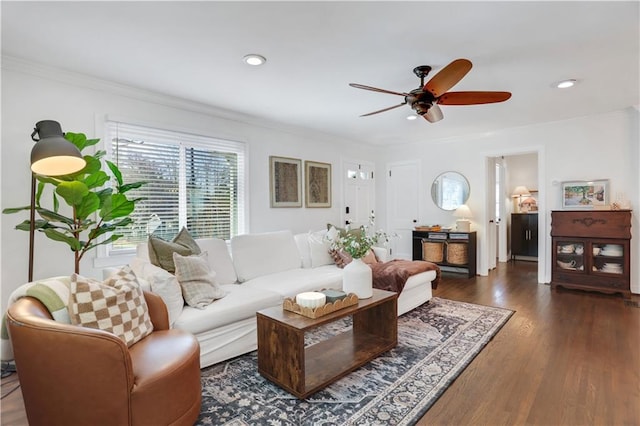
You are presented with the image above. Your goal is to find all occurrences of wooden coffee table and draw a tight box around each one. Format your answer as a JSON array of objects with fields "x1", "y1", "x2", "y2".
[{"x1": 256, "y1": 288, "x2": 397, "y2": 399}]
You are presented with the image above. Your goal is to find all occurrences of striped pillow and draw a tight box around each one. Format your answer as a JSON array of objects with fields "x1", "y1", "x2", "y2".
[{"x1": 173, "y1": 252, "x2": 227, "y2": 309}]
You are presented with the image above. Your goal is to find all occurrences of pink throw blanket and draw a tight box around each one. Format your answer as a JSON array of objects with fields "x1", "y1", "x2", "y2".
[{"x1": 370, "y1": 260, "x2": 441, "y2": 294}]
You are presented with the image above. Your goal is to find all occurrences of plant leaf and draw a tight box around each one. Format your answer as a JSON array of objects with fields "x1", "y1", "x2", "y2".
[
  {"x1": 64, "y1": 132, "x2": 88, "y2": 151},
  {"x1": 119, "y1": 181, "x2": 145, "y2": 194},
  {"x1": 75, "y1": 192, "x2": 101, "y2": 219},
  {"x1": 2, "y1": 206, "x2": 31, "y2": 214},
  {"x1": 100, "y1": 193, "x2": 135, "y2": 221},
  {"x1": 83, "y1": 171, "x2": 109, "y2": 189},
  {"x1": 106, "y1": 160, "x2": 123, "y2": 187},
  {"x1": 85, "y1": 234, "x2": 122, "y2": 252},
  {"x1": 56, "y1": 181, "x2": 90, "y2": 206},
  {"x1": 42, "y1": 229, "x2": 82, "y2": 251},
  {"x1": 36, "y1": 208, "x2": 75, "y2": 226}
]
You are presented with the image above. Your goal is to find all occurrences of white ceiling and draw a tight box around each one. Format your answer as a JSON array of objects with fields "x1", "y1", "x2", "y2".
[{"x1": 2, "y1": 1, "x2": 638, "y2": 146}]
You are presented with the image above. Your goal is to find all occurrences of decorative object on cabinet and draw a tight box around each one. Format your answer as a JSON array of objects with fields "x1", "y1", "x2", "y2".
[
  {"x1": 413, "y1": 230, "x2": 476, "y2": 278},
  {"x1": 304, "y1": 160, "x2": 331, "y2": 208},
  {"x1": 512, "y1": 186, "x2": 531, "y2": 213},
  {"x1": 561, "y1": 180, "x2": 609, "y2": 209},
  {"x1": 453, "y1": 204, "x2": 472, "y2": 232},
  {"x1": 550, "y1": 210, "x2": 631, "y2": 298},
  {"x1": 511, "y1": 213, "x2": 538, "y2": 260},
  {"x1": 269, "y1": 156, "x2": 302, "y2": 208},
  {"x1": 431, "y1": 171, "x2": 470, "y2": 211}
]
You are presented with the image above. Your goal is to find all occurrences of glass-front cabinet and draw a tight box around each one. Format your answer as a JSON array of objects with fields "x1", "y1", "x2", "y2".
[{"x1": 551, "y1": 211, "x2": 631, "y2": 298}]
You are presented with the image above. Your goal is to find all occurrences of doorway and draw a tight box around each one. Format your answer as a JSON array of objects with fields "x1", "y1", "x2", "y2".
[{"x1": 485, "y1": 149, "x2": 546, "y2": 284}]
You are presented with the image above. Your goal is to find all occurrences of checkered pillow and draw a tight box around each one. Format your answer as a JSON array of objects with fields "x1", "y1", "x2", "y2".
[{"x1": 69, "y1": 266, "x2": 154, "y2": 347}]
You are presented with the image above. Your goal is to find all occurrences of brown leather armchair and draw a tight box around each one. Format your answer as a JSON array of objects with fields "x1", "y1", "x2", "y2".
[{"x1": 6, "y1": 291, "x2": 201, "y2": 426}]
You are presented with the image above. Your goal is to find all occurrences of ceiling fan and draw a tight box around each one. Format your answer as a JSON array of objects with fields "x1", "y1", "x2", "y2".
[{"x1": 349, "y1": 58, "x2": 511, "y2": 123}]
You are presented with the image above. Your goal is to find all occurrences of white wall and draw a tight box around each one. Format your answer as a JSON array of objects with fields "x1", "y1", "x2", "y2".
[
  {"x1": 377, "y1": 108, "x2": 639, "y2": 294},
  {"x1": 0, "y1": 64, "x2": 378, "y2": 310}
]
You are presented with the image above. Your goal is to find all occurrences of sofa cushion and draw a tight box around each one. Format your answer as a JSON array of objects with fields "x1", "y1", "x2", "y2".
[
  {"x1": 173, "y1": 284, "x2": 282, "y2": 334},
  {"x1": 308, "y1": 230, "x2": 334, "y2": 268},
  {"x1": 173, "y1": 252, "x2": 227, "y2": 309},
  {"x1": 294, "y1": 233, "x2": 312, "y2": 269},
  {"x1": 241, "y1": 265, "x2": 343, "y2": 298},
  {"x1": 148, "y1": 228, "x2": 201, "y2": 273},
  {"x1": 196, "y1": 238, "x2": 238, "y2": 284},
  {"x1": 69, "y1": 266, "x2": 153, "y2": 347},
  {"x1": 231, "y1": 230, "x2": 301, "y2": 282},
  {"x1": 129, "y1": 257, "x2": 183, "y2": 327}
]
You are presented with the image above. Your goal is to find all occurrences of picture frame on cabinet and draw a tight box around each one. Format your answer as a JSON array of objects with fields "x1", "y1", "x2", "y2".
[
  {"x1": 305, "y1": 160, "x2": 332, "y2": 208},
  {"x1": 561, "y1": 179, "x2": 609, "y2": 209},
  {"x1": 270, "y1": 156, "x2": 302, "y2": 208}
]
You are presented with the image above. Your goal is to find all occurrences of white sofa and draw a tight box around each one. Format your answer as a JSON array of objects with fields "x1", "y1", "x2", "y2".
[{"x1": 131, "y1": 229, "x2": 437, "y2": 368}]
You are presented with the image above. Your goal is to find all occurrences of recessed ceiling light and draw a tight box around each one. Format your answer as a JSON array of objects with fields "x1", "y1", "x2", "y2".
[
  {"x1": 243, "y1": 54, "x2": 266, "y2": 66},
  {"x1": 406, "y1": 115, "x2": 418, "y2": 120},
  {"x1": 556, "y1": 79, "x2": 577, "y2": 89}
]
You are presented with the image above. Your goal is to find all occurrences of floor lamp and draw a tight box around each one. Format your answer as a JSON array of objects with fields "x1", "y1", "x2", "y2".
[{"x1": 28, "y1": 120, "x2": 86, "y2": 281}]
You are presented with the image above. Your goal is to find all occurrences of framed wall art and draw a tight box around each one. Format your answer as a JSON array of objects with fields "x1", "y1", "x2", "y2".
[
  {"x1": 269, "y1": 156, "x2": 302, "y2": 208},
  {"x1": 305, "y1": 160, "x2": 332, "y2": 208},
  {"x1": 561, "y1": 179, "x2": 609, "y2": 209}
]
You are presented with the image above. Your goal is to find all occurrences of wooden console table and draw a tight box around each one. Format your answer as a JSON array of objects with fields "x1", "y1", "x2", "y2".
[
  {"x1": 412, "y1": 230, "x2": 477, "y2": 278},
  {"x1": 256, "y1": 289, "x2": 397, "y2": 399}
]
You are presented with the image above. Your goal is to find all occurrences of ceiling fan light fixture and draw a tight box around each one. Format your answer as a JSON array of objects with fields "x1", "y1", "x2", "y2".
[
  {"x1": 243, "y1": 54, "x2": 266, "y2": 66},
  {"x1": 406, "y1": 115, "x2": 418, "y2": 120},
  {"x1": 556, "y1": 79, "x2": 577, "y2": 89}
]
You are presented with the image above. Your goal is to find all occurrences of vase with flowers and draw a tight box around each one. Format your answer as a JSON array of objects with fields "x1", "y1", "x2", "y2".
[{"x1": 328, "y1": 213, "x2": 392, "y2": 299}]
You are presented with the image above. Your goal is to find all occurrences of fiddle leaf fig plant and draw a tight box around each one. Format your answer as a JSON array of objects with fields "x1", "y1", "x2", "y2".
[{"x1": 3, "y1": 132, "x2": 145, "y2": 273}]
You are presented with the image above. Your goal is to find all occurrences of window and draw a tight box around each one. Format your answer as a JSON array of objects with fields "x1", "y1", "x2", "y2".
[{"x1": 105, "y1": 120, "x2": 246, "y2": 256}]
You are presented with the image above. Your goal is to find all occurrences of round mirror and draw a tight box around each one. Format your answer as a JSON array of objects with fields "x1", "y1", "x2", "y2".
[{"x1": 431, "y1": 171, "x2": 470, "y2": 211}]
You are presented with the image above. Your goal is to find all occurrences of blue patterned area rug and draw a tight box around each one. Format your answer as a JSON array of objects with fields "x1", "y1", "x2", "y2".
[{"x1": 197, "y1": 297, "x2": 513, "y2": 425}]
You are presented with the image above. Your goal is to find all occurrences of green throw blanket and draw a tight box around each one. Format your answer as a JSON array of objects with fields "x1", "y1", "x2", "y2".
[{"x1": 1, "y1": 277, "x2": 71, "y2": 361}]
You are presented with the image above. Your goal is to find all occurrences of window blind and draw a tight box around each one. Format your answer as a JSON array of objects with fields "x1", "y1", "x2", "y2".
[{"x1": 106, "y1": 120, "x2": 245, "y2": 254}]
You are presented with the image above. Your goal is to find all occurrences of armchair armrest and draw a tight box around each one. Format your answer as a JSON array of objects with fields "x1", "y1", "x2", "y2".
[{"x1": 143, "y1": 290, "x2": 170, "y2": 330}]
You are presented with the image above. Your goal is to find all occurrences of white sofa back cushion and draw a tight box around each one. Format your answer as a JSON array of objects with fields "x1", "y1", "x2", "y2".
[
  {"x1": 231, "y1": 230, "x2": 302, "y2": 282},
  {"x1": 197, "y1": 238, "x2": 238, "y2": 284},
  {"x1": 294, "y1": 233, "x2": 312, "y2": 268}
]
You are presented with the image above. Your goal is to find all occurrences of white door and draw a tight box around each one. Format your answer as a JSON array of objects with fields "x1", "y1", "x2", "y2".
[
  {"x1": 342, "y1": 161, "x2": 374, "y2": 229},
  {"x1": 387, "y1": 161, "x2": 420, "y2": 259}
]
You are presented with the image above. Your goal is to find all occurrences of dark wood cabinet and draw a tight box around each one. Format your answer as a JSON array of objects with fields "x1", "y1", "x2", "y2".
[
  {"x1": 511, "y1": 213, "x2": 538, "y2": 259},
  {"x1": 412, "y1": 230, "x2": 477, "y2": 278},
  {"x1": 550, "y1": 210, "x2": 631, "y2": 298}
]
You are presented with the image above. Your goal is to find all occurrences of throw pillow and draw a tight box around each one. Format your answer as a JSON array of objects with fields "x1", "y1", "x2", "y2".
[
  {"x1": 173, "y1": 252, "x2": 227, "y2": 309},
  {"x1": 326, "y1": 223, "x2": 363, "y2": 238},
  {"x1": 69, "y1": 266, "x2": 154, "y2": 347},
  {"x1": 308, "y1": 230, "x2": 334, "y2": 268},
  {"x1": 129, "y1": 257, "x2": 184, "y2": 327},
  {"x1": 329, "y1": 249, "x2": 376, "y2": 268},
  {"x1": 362, "y1": 249, "x2": 378, "y2": 265},
  {"x1": 148, "y1": 227, "x2": 201, "y2": 273},
  {"x1": 330, "y1": 249, "x2": 352, "y2": 269}
]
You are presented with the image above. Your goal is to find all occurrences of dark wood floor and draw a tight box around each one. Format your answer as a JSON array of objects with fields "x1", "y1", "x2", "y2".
[{"x1": 1, "y1": 261, "x2": 638, "y2": 425}]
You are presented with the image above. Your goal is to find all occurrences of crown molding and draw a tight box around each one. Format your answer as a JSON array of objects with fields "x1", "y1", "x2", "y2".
[{"x1": 1, "y1": 55, "x2": 365, "y2": 146}]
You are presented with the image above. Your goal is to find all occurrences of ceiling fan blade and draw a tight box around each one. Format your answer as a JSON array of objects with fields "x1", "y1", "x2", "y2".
[
  {"x1": 360, "y1": 102, "x2": 407, "y2": 117},
  {"x1": 349, "y1": 83, "x2": 409, "y2": 97},
  {"x1": 438, "y1": 91, "x2": 512, "y2": 105},
  {"x1": 424, "y1": 104, "x2": 444, "y2": 123},
  {"x1": 424, "y1": 59, "x2": 472, "y2": 97}
]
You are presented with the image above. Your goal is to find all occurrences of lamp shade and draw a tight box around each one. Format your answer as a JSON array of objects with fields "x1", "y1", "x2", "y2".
[
  {"x1": 453, "y1": 204, "x2": 472, "y2": 219},
  {"x1": 30, "y1": 120, "x2": 85, "y2": 176},
  {"x1": 512, "y1": 186, "x2": 531, "y2": 197}
]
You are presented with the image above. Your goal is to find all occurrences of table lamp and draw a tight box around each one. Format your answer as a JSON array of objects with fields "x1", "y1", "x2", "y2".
[
  {"x1": 453, "y1": 204, "x2": 472, "y2": 232},
  {"x1": 512, "y1": 186, "x2": 531, "y2": 213}
]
